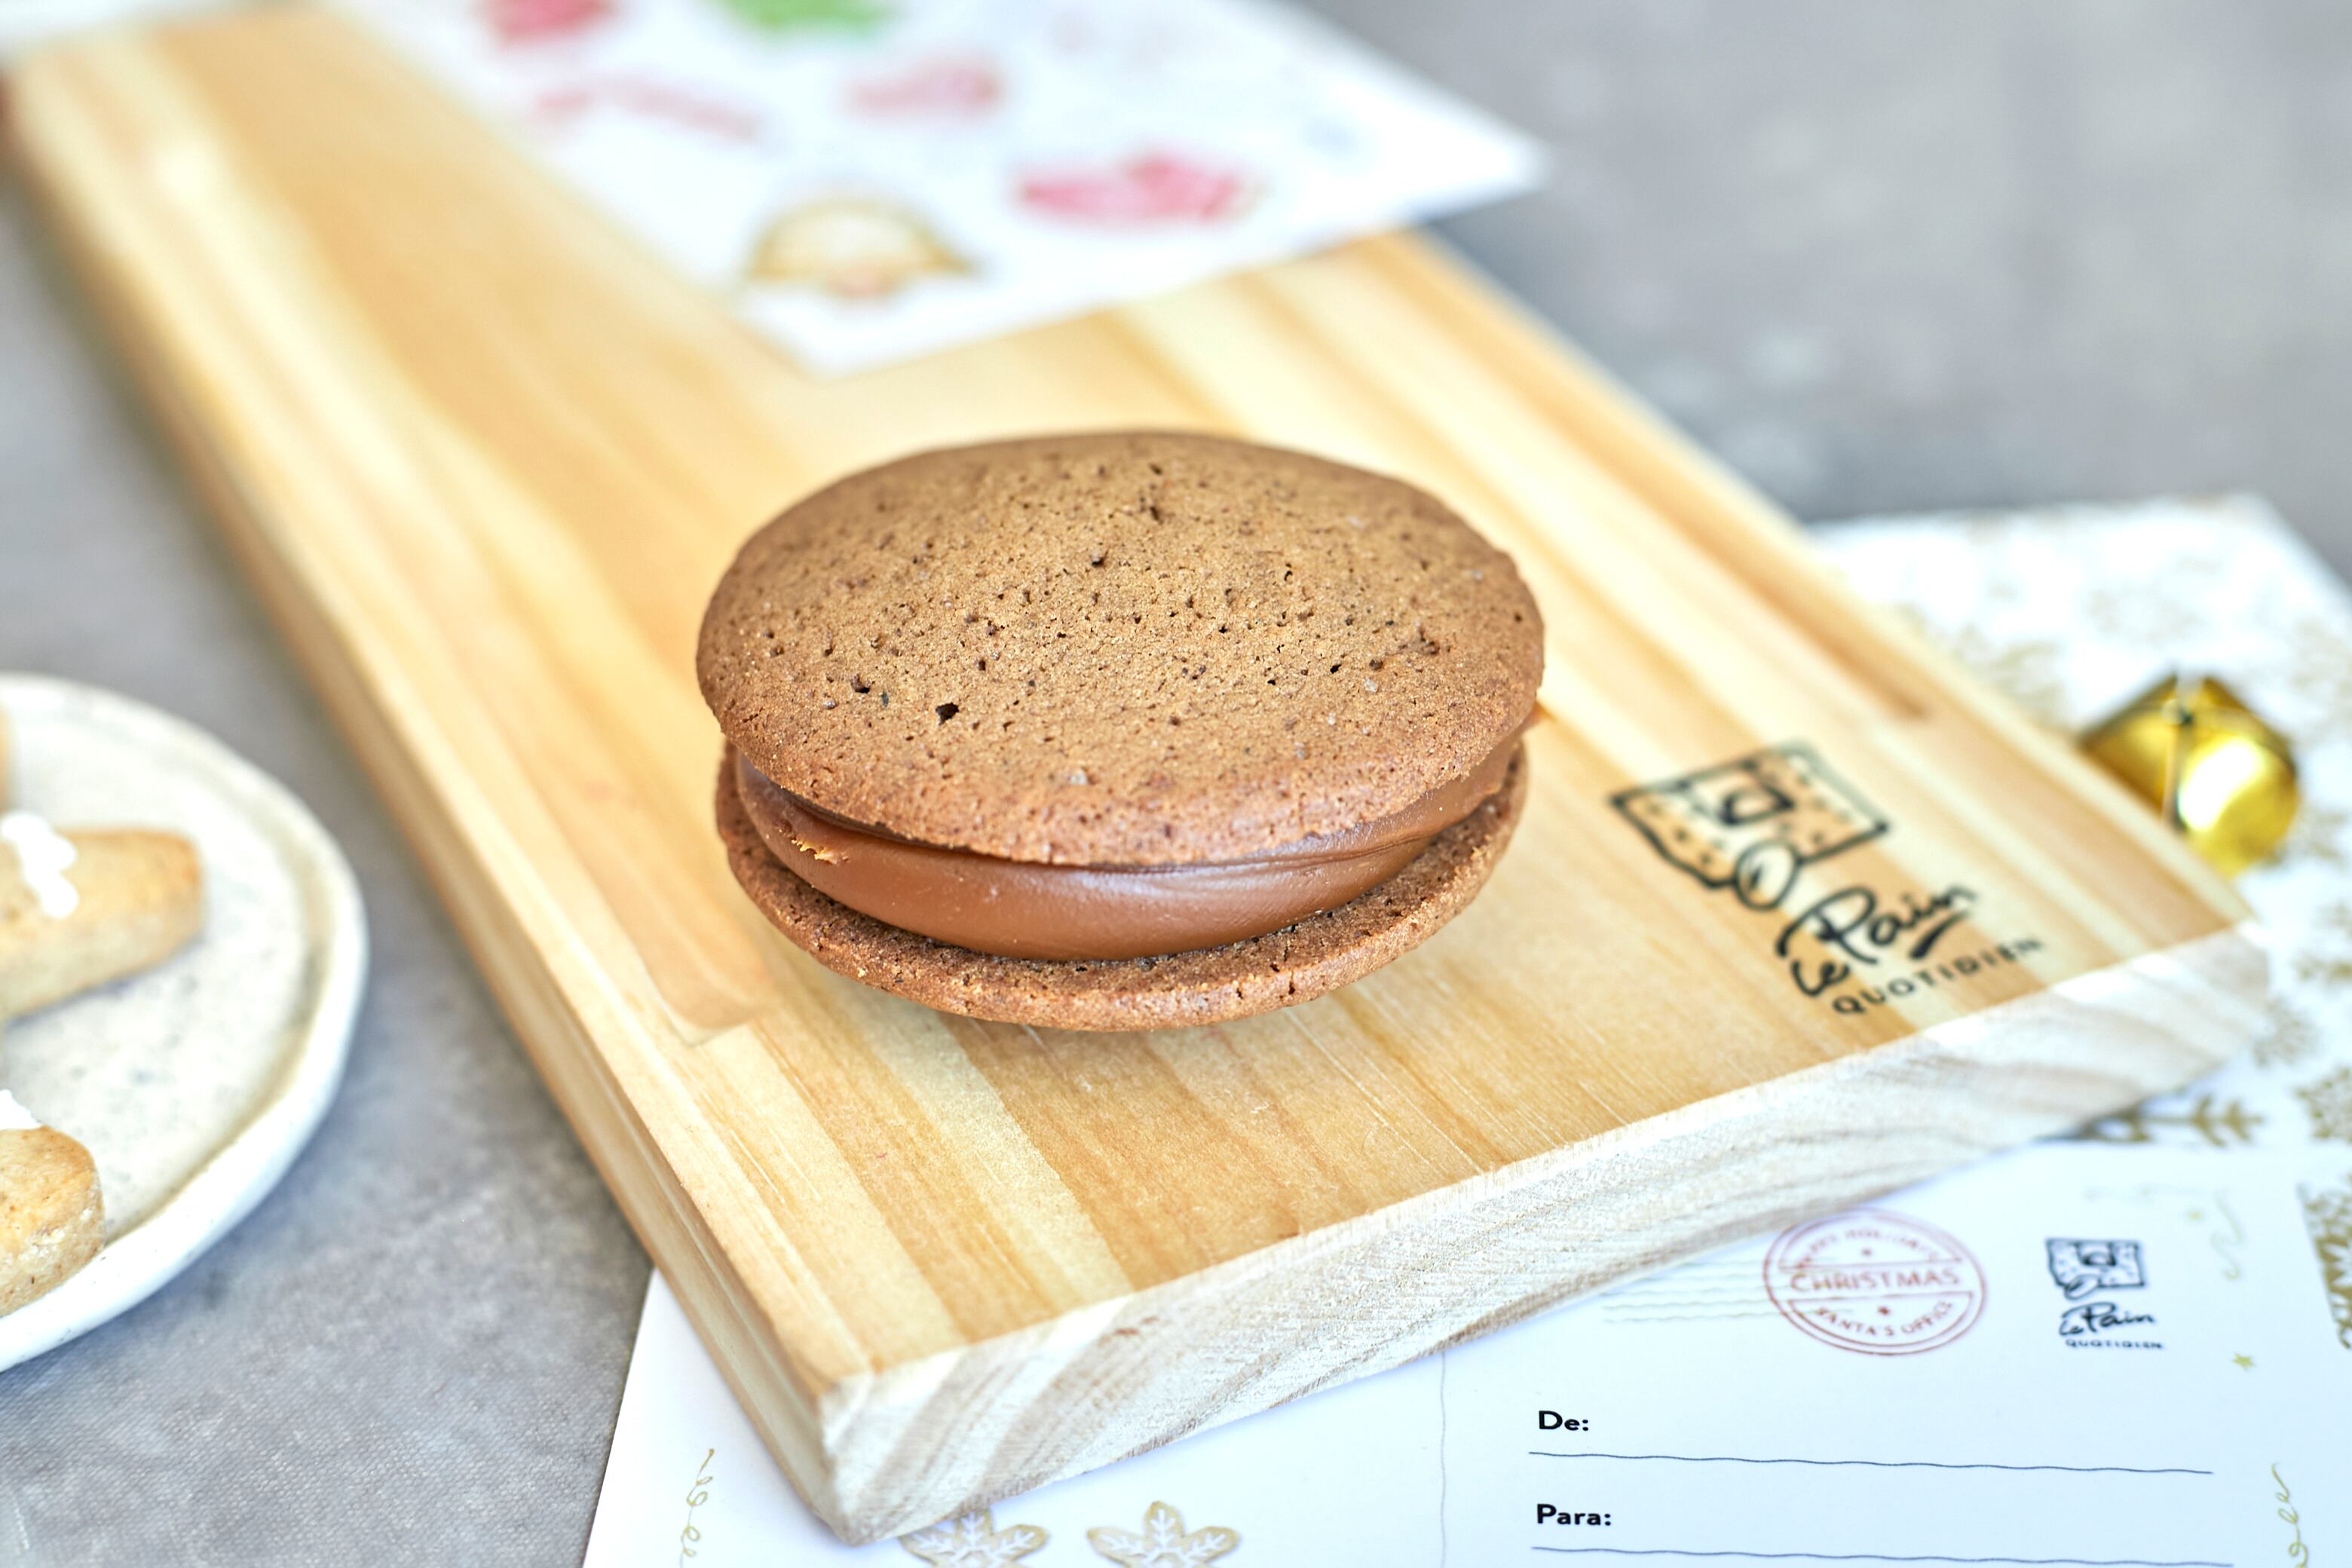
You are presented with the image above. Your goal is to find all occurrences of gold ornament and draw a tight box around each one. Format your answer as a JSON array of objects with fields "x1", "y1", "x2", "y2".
[{"x1": 2081, "y1": 673, "x2": 2298, "y2": 877}]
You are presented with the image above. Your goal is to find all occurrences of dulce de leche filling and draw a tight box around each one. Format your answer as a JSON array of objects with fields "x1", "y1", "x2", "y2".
[{"x1": 733, "y1": 739, "x2": 1521, "y2": 962}]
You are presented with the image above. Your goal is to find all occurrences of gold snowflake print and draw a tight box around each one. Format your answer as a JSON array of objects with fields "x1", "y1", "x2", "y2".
[
  {"x1": 2294, "y1": 904, "x2": 2352, "y2": 990},
  {"x1": 1925, "y1": 623, "x2": 2069, "y2": 725},
  {"x1": 2299, "y1": 1180, "x2": 2352, "y2": 1349},
  {"x1": 900, "y1": 1508, "x2": 1048, "y2": 1566},
  {"x1": 2282, "y1": 798, "x2": 2347, "y2": 870},
  {"x1": 2253, "y1": 995, "x2": 2319, "y2": 1070},
  {"x1": 2295, "y1": 1065, "x2": 2352, "y2": 1144},
  {"x1": 1088, "y1": 1500, "x2": 1241, "y2": 1566}
]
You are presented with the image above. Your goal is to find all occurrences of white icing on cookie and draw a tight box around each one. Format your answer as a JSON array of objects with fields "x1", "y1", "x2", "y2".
[
  {"x1": 1, "y1": 811, "x2": 80, "y2": 919},
  {"x1": 0, "y1": 1090, "x2": 41, "y2": 1132}
]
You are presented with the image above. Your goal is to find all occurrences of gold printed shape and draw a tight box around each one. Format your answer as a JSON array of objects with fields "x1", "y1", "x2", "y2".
[
  {"x1": 2073, "y1": 1093, "x2": 2262, "y2": 1147},
  {"x1": 899, "y1": 1509, "x2": 1047, "y2": 1566},
  {"x1": 2081, "y1": 1184, "x2": 2246, "y2": 1280},
  {"x1": 2271, "y1": 1463, "x2": 2309, "y2": 1566},
  {"x1": 2297, "y1": 1179, "x2": 2352, "y2": 1351},
  {"x1": 2300, "y1": 902, "x2": 2352, "y2": 988},
  {"x1": 2298, "y1": 1066, "x2": 2352, "y2": 1144},
  {"x1": 1088, "y1": 1501, "x2": 1240, "y2": 1566}
]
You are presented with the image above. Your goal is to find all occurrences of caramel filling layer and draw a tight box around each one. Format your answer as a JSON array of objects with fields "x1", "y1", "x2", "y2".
[{"x1": 733, "y1": 740, "x2": 1520, "y2": 961}]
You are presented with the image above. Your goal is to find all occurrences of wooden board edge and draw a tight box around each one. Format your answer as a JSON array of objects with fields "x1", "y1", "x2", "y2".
[{"x1": 805, "y1": 921, "x2": 2264, "y2": 1542}]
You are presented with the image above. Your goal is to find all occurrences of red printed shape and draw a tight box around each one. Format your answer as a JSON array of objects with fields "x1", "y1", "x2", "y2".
[
  {"x1": 486, "y1": 0, "x2": 613, "y2": 47},
  {"x1": 1018, "y1": 152, "x2": 1254, "y2": 226},
  {"x1": 1763, "y1": 1209, "x2": 1986, "y2": 1355},
  {"x1": 531, "y1": 78, "x2": 765, "y2": 143},
  {"x1": 850, "y1": 57, "x2": 1003, "y2": 118}
]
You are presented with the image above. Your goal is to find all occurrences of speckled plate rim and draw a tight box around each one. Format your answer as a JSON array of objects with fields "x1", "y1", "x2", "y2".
[{"x1": 0, "y1": 675, "x2": 368, "y2": 1372}]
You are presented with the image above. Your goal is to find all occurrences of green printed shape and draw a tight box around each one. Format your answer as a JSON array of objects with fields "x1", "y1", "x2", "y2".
[{"x1": 712, "y1": 0, "x2": 889, "y2": 33}]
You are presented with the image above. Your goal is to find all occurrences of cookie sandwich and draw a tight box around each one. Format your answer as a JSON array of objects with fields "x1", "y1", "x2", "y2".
[{"x1": 699, "y1": 432, "x2": 1543, "y2": 1029}]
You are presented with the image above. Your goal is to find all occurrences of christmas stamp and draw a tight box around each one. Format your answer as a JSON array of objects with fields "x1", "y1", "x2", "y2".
[{"x1": 1762, "y1": 1209, "x2": 1986, "y2": 1356}]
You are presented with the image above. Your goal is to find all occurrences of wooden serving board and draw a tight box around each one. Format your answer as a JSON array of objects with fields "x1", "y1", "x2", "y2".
[{"x1": 12, "y1": 9, "x2": 2268, "y2": 1543}]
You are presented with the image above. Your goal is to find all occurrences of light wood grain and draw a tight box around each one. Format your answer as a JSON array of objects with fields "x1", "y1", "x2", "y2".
[{"x1": 11, "y1": 8, "x2": 2267, "y2": 1542}]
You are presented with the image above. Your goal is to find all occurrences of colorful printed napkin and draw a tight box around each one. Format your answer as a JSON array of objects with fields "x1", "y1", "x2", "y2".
[{"x1": 342, "y1": 0, "x2": 1542, "y2": 373}]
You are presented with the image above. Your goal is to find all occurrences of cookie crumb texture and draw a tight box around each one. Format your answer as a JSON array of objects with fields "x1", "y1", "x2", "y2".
[
  {"x1": 698, "y1": 433, "x2": 1542, "y2": 866},
  {"x1": 718, "y1": 747, "x2": 1529, "y2": 1031},
  {"x1": 0, "y1": 1126, "x2": 104, "y2": 1317}
]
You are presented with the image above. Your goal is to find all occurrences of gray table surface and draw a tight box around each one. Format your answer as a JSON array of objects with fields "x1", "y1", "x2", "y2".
[{"x1": 2, "y1": 5, "x2": 2347, "y2": 1562}]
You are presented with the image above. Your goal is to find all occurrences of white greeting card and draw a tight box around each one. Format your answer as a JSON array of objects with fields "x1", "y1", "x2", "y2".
[{"x1": 590, "y1": 1145, "x2": 2350, "y2": 1564}]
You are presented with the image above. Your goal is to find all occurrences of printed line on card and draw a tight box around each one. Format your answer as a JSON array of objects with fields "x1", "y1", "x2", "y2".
[
  {"x1": 1527, "y1": 1451, "x2": 2210, "y2": 1476},
  {"x1": 1527, "y1": 1551, "x2": 2231, "y2": 1566}
]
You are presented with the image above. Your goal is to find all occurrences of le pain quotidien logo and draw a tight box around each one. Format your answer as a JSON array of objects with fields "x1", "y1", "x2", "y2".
[{"x1": 1609, "y1": 742, "x2": 2042, "y2": 1015}]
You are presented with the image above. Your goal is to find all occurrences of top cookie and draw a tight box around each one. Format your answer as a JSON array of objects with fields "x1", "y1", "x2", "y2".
[{"x1": 697, "y1": 432, "x2": 1543, "y2": 866}]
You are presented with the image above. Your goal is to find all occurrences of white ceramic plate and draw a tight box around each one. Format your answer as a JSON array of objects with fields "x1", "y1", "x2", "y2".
[{"x1": 0, "y1": 675, "x2": 366, "y2": 1371}]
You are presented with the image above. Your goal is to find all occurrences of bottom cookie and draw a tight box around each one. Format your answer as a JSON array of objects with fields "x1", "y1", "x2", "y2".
[{"x1": 716, "y1": 746, "x2": 1529, "y2": 1031}]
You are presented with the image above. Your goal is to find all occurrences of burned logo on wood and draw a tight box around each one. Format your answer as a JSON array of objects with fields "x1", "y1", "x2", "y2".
[{"x1": 1611, "y1": 743, "x2": 2042, "y2": 1012}]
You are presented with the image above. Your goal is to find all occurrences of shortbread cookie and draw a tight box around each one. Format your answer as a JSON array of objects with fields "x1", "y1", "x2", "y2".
[
  {"x1": 0, "y1": 1090, "x2": 105, "y2": 1316},
  {"x1": 0, "y1": 817, "x2": 204, "y2": 1018}
]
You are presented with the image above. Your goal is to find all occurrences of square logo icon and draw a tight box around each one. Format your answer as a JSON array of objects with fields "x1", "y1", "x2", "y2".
[{"x1": 2045, "y1": 1239, "x2": 2147, "y2": 1300}]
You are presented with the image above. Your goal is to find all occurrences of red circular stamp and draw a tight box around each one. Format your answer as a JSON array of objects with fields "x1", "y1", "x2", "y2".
[{"x1": 1762, "y1": 1209, "x2": 1986, "y2": 1355}]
